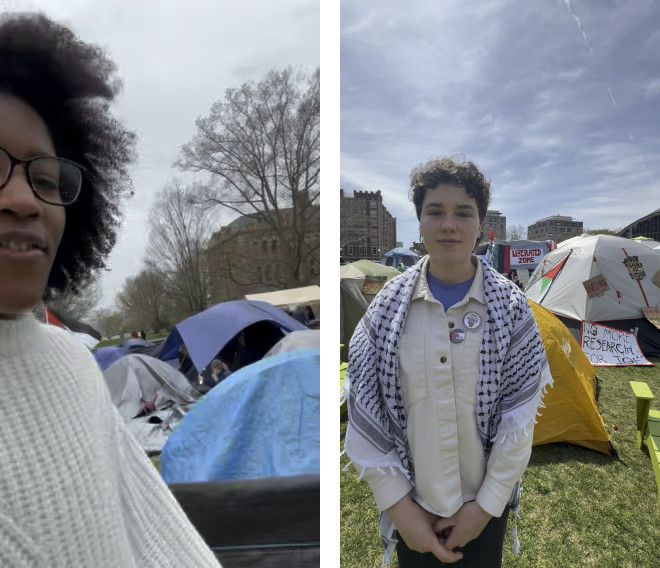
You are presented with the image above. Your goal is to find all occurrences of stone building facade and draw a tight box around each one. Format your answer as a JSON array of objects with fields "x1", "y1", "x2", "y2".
[
  {"x1": 206, "y1": 205, "x2": 320, "y2": 302},
  {"x1": 340, "y1": 189, "x2": 396, "y2": 262}
]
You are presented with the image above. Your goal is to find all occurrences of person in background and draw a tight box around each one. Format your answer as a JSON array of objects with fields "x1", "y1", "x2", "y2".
[
  {"x1": 0, "y1": 13, "x2": 220, "y2": 567},
  {"x1": 344, "y1": 156, "x2": 551, "y2": 567},
  {"x1": 198, "y1": 359, "x2": 232, "y2": 393}
]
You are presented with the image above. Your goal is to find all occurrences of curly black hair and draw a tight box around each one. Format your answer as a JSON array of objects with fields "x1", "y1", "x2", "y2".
[{"x1": 0, "y1": 12, "x2": 136, "y2": 296}]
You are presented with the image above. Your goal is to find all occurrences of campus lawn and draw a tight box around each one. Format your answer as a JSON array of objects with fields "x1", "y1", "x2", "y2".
[{"x1": 340, "y1": 359, "x2": 660, "y2": 568}]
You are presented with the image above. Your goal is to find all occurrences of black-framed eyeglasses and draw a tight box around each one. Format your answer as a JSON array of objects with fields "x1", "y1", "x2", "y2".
[{"x1": 0, "y1": 146, "x2": 84, "y2": 206}]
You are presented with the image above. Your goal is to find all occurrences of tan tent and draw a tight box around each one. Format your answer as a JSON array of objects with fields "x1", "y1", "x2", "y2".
[
  {"x1": 529, "y1": 300, "x2": 612, "y2": 454},
  {"x1": 246, "y1": 285, "x2": 320, "y2": 320}
]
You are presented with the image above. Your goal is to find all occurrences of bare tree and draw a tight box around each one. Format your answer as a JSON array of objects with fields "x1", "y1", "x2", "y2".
[
  {"x1": 585, "y1": 228, "x2": 618, "y2": 236},
  {"x1": 145, "y1": 182, "x2": 212, "y2": 317},
  {"x1": 507, "y1": 224, "x2": 527, "y2": 241},
  {"x1": 92, "y1": 307, "x2": 128, "y2": 339},
  {"x1": 116, "y1": 269, "x2": 170, "y2": 332},
  {"x1": 48, "y1": 281, "x2": 102, "y2": 321},
  {"x1": 177, "y1": 67, "x2": 320, "y2": 288}
]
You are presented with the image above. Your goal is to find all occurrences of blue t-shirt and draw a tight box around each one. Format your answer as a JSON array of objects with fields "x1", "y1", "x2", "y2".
[{"x1": 426, "y1": 267, "x2": 474, "y2": 310}]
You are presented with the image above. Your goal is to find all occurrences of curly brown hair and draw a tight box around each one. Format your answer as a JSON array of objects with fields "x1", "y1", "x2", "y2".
[
  {"x1": 409, "y1": 156, "x2": 491, "y2": 232},
  {"x1": 0, "y1": 12, "x2": 136, "y2": 296}
]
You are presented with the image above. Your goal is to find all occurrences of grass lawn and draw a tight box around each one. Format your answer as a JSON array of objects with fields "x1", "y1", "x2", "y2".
[{"x1": 340, "y1": 359, "x2": 660, "y2": 568}]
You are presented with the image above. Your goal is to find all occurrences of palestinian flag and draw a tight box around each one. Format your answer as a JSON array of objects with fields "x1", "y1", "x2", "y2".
[{"x1": 538, "y1": 251, "x2": 571, "y2": 303}]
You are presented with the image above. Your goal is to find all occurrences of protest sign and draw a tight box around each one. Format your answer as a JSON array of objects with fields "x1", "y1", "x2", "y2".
[
  {"x1": 582, "y1": 274, "x2": 610, "y2": 299},
  {"x1": 510, "y1": 247, "x2": 544, "y2": 267},
  {"x1": 642, "y1": 307, "x2": 660, "y2": 330},
  {"x1": 362, "y1": 275, "x2": 386, "y2": 295},
  {"x1": 653, "y1": 270, "x2": 660, "y2": 288},
  {"x1": 580, "y1": 321, "x2": 653, "y2": 366}
]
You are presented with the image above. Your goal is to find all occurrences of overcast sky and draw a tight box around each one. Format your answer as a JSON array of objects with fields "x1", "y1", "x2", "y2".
[
  {"x1": 4, "y1": 0, "x2": 319, "y2": 308},
  {"x1": 341, "y1": 0, "x2": 660, "y2": 249}
]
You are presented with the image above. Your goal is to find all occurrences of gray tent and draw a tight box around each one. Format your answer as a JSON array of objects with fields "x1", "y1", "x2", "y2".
[{"x1": 103, "y1": 354, "x2": 201, "y2": 453}]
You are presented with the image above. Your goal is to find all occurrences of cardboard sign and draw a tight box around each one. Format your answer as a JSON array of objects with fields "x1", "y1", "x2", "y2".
[
  {"x1": 582, "y1": 274, "x2": 609, "y2": 298},
  {"x1": 642, "y1": 307, "x2": 660, "y2": 330},
  {"x1": 581, "y1": 321, "x2": 653, "y2": 366},
  {"x1": 623, "y1": 256, "x2": 646, "y2": 280},
  {"x1": 362, "y1": 275, "x2": 387, "y2": 295},
  {"x1": 653, "y1": 270, "x2": 660, "y2": 288}
]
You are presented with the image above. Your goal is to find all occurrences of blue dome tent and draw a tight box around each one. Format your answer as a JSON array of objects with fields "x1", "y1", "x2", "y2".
[
  {"x1": 380, "y1": 247, "x2": 420, "y2": 268},
  {"x1": 160, "y1": 347, "x2": 320, "y2": 483},
  {"x1": 153, "y1": 299, "x2": 306, "y2": 375}
]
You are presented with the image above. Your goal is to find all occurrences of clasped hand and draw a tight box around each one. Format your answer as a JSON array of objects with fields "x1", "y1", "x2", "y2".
[{"x1": 388, "y1": 497, "x2": 492, "y2": 563}]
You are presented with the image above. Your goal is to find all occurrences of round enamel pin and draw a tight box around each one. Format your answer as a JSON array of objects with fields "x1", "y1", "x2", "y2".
[
  {"x1": 462, "y1": 311, "x2": 483, "y2": 332},
  {"x1": 450, "y1": 329, "x2": 466, "y2": 343}
]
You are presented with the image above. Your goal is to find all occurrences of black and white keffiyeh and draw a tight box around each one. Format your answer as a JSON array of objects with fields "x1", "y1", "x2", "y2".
[{"x1": 343, "y1": 256, "x2": 552, "y2": 563}]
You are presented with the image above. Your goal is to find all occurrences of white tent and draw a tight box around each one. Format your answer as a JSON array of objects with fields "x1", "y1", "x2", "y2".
[
  {"x1": 631, "y1": 237, "x2": 660, "y2": 249},
  {"x1": 525, "y1": 234, "x2": 660, "y2": 356},
  {"x1": 526, "y1": 234, "x2": 660, "y2": 321},
  {"x1": 103, "y1": 354, "x2": 202, "y2": 453}
]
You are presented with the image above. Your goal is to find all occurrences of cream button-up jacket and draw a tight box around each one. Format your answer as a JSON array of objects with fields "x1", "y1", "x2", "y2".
[{"x1": 363, "y1": 256, "x2": 535, "y2": 518}]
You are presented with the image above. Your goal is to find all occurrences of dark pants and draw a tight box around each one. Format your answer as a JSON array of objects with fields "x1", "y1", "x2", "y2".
[{"x1": 395, "y1": 507, "x2": 510, "y2": 568}]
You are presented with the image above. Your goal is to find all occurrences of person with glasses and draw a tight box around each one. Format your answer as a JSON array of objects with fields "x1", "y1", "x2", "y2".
[{"x1": 0, "y1": 13, "x2": 221, "y2": 567}]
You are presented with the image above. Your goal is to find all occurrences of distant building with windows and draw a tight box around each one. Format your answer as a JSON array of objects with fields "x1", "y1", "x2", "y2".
[
  {"x1": 617, "y1": 208, "x2": 660, "y2": 241},
  {"x1": 484, "y1": 210, "x2": 507, "y2": 240},
  {"x1": 411, "y1": 241, "x2": 427, "y2": 256},
  {"x1": 340, "y1": 189, "x2": 396, "y2": 262},
  {"x1": 528, "y1": 215, "x2": 583, "y2": 242},
  {"x1": 206, "y1": 205, "x2": 320, "y2": 302}
]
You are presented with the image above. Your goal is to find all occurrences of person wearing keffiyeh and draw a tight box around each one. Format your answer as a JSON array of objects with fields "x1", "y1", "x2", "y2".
[{"x1": 343, "y1": 156, "x2": 552, "y2": 567}]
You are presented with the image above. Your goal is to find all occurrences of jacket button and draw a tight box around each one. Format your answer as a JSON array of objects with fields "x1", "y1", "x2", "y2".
[
  {"x1": 448, "y1": 322, "x2": 455, "y2": 329},
  {"x1": 440, "y1": 356, "x2": 447, "y2": 363}
]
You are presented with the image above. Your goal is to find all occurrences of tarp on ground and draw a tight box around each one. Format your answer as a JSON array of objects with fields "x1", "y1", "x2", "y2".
[
  {"x1": 160, "y1": 348, "x2": 320, "y2": 483},
  {"x1": 528, "y1": 301, "x2": 611, "y2": 454},
  {"x1": 154, "y1": 299, "x2": 307, "y2": 374},
  {"x1": 525, "y1": 234, "x2": 660, "y2": 357}
]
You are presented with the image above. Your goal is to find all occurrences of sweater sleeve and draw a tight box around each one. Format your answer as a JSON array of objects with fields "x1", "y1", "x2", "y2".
[{"x1": 115, "y1": 414, "x2": 222, "y2": 567}]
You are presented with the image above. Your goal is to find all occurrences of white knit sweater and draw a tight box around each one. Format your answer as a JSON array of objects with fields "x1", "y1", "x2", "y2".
[{"x1": 0, "y1": 316, "x2": 221, "y2": 568}]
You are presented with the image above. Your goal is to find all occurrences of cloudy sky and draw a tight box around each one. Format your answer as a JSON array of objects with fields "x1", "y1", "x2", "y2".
[
  {"x1": 3, "y1": 0, "x2": 319, "y2": 308},
  {"x1": 341, "y1": 0, "x2": 660, "y2": 249}
]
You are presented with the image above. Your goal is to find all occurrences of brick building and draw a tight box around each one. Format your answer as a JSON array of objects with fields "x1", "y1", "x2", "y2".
[
  {"x1": 528, "y1": 215, "x2": 583, "y2": 242},
  {"x1": 340, "y1": 189, "x2": 396, "y2": 262},
  {"x1": 206, "y1": 205, "x2": 320, "y2": 302}
]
